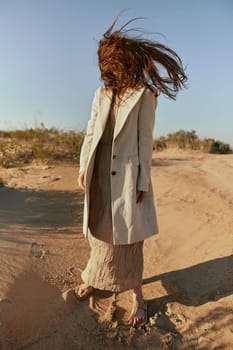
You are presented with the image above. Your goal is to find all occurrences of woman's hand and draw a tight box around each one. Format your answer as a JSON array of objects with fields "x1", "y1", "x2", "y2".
[
  {"x1": 136, "y1": 190, "x2": 146, "y2": 203},
  {"x1": 78, "y1": 170, "x2": 86, "y2": 192}
]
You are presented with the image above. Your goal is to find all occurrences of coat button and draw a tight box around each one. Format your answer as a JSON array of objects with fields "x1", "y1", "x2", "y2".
[
  {"x1": 111, "y1": 171, "x2": 116, "y2": 175},
  {"x1": 112, "y1": 155, "x2": 116, "y2": 159}
]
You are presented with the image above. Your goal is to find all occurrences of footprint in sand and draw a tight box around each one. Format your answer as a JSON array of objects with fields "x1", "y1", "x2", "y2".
[{"x1": 30, "y1": 242, "x2": 47, "y2": 259}]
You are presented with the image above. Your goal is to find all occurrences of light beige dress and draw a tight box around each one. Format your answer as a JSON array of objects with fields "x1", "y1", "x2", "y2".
[{"x1": 81, "y1": 103, "x2": 143, "y2": 292}]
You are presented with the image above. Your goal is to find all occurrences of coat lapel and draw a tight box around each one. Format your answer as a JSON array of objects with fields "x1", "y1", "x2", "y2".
[
  {"x1": 113, "y1": 87, "x2": 145, "y2": 140},
  {"x1": 90, "y1": 88, "x2": 112, "y2": 153},
  {"x1": 99, "y1": 88, "x2": 113, "y2": 133},
  {"x1": 93, "y1": 86, "x2": 145, "y2": 150}
]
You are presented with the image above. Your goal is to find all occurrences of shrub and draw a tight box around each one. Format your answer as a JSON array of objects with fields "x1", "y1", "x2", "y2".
[
  {"x1": 209, "y1": 141, "x2": 232, "y2": 154},
  {"x1": 154, "y1": 130, "x2": 232, "y2": 154},
  {"x1": 0, "y1": 126, "x2": 231, "y2": 169},
  {"x1": 153, "y1": 137, "x2": 167, "y2": 151},
  {"x1": 0, "y1": 126, "x2": 85, "y2": 167}
]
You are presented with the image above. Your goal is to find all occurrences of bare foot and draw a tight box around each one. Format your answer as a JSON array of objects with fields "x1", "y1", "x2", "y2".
[
  {"x1": 128, "y1": 294, "x2": 147, "y2": 327},
  {"x1": 128, "y1": 307, "x2": 147, "y2": 327},
  {"x1": 74, "y1": 284, "x2": 96, "y2": 300}
]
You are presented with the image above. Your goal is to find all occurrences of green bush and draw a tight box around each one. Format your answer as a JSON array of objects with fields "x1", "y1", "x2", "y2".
[
  {"x1": 209, "y1": 141, "x2": 232, "y2": 154},
  {"x1": 154, "y1": 130, "x2": 232, "y2": 154}
]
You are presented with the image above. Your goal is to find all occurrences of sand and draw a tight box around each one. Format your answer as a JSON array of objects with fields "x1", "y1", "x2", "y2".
[{"x1": 0, "y1": 149, "x2": 232, "y2": 349}]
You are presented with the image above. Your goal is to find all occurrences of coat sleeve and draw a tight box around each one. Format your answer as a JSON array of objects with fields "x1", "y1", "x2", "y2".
[
  {"x1": 137, "y1": 89, "x2": 158, "y2": 192},
  {"x1": 79, "y1": 89, "x2": 99, "y2": 173}
]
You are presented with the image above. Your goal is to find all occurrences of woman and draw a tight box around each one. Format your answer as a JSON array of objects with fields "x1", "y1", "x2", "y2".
[{"x1": 77, "y1": 18, "x2": 187, "y2": 327}]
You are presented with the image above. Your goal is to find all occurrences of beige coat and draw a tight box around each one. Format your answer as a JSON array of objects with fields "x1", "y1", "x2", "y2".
[{"x1": 79, "y1": 86, "x2": 159, "y2": 244}]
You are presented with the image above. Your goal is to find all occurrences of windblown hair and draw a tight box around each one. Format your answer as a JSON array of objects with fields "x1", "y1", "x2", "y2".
[{"x1": 98, "y1": 18, "x2": 187, "y2": 100}]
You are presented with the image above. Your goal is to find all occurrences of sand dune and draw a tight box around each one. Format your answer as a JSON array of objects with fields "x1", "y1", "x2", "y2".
[{"x1": 0, "y1": 150, "x2": 232, "y2": 349}]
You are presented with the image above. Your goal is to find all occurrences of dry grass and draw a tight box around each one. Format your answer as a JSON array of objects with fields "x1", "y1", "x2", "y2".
[
  {"x1": 154, "y1": 130, "x2": 232, "y2": 154},
  {"x1": 0, "y1": 125, "x2": 85, "y2": 168},
  {"x1": 0, "y1": 126, "x2": 231, "y2": 169}
]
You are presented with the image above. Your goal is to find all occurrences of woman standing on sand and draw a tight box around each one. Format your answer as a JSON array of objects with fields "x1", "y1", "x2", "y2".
[{"x1": 77, "y1": 17, "x2": 187, "y2": 326}]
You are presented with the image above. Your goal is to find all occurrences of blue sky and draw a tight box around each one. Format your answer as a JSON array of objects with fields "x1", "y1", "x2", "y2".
[{"x1": 0, "y1": 0, "x2": 232, "y2": 145}]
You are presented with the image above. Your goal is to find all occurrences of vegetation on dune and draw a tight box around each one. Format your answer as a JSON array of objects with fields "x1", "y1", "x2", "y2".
[
  {"x1": 0, "y1": 125, "x2": 231, "y2": 168},
  {"x1": 153, "y1": 129, "x2": 232, "y2": 154},
  {"x1": 0, "y1": 124, "x2": 85, "y2": 168}
]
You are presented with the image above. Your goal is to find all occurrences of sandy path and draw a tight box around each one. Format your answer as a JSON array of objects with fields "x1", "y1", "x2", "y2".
[{"x1": 0, "y1": 151, "x2": 232, "y2": 349}]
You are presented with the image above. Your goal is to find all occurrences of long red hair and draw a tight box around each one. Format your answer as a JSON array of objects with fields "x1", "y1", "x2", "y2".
[{"x1": 98, "y1": 18, "x2": 187, "y2": 100}]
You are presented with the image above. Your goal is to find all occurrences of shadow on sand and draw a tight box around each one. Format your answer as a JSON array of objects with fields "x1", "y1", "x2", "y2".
[
  {"x1": 143, "y1": 254, "x2": 233, "y2": 313},
  {"x1": 0, "y1": 187, "x2": 84, "y2": 236},
  {"x1": 151, "y1": 154, "x2": 203, "y2": 167}
]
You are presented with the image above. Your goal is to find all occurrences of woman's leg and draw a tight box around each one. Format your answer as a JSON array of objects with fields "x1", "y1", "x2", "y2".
[
  {"x1": 128, "y1": 284, "x2": 147, "y2": 326},
  {"x1": 133, "y1": 284, "x2": 143, "y2": 299}
]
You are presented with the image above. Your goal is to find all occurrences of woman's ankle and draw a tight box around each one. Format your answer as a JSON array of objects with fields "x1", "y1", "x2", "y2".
[{"x1": 133, "y1": 284, "x2": 143, "y2": 300}]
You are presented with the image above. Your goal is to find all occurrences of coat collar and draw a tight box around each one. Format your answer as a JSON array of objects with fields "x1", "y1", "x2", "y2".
[{"x1": 99, "y1": 86, "x2": 145, "y2": 140}]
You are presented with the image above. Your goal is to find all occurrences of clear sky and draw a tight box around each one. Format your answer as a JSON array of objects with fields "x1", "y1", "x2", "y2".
[{"x1": 0, "y1": 0, "x2": 232, "y2": 145}]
